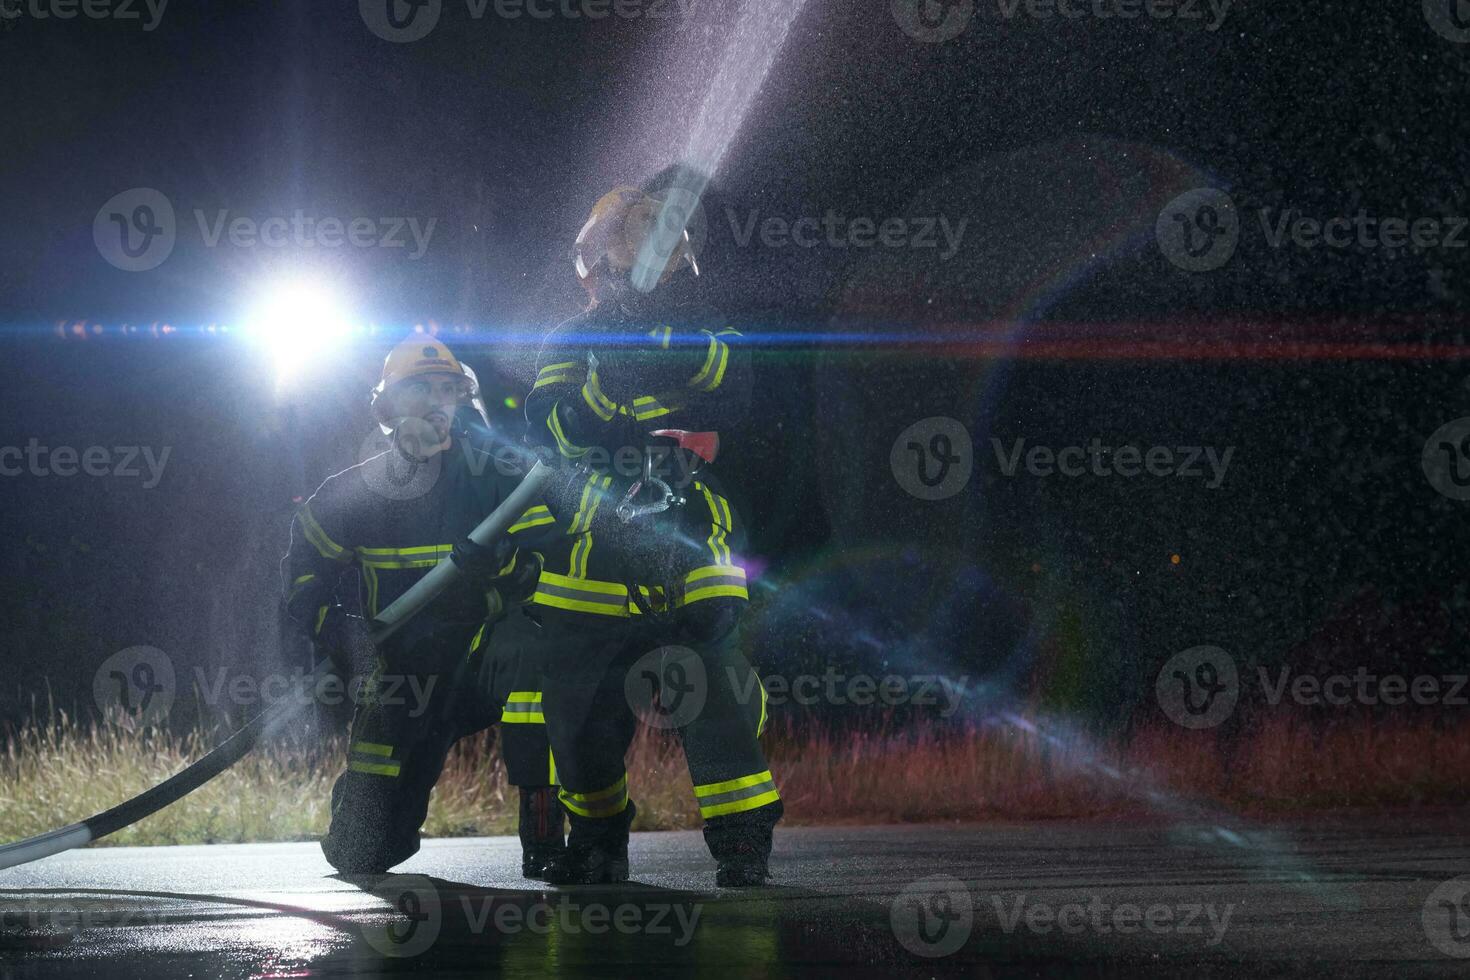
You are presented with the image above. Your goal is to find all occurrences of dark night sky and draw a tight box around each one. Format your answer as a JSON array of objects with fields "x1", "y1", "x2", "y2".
[{"x1": 1, "y1": 1, "x2": 1467, "y2": 729}]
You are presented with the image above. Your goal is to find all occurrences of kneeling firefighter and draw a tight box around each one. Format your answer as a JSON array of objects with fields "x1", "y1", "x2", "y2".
[
  {"x1": 282, "y1": 335, "x2": 566, "y2": 877},
  {"x1": 524, "y1": 176, "x2": 781, "y2": 887}
]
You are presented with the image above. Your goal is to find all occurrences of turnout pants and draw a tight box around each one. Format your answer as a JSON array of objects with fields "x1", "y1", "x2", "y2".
[
  {"x1": 529, "y1": 470, "x2": 781, "y2": 851},
  {"x1": 320, "y1": 614, "x2": 553, "y2": 874}
]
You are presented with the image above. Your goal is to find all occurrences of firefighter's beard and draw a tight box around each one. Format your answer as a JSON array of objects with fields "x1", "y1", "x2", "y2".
[{"x1": 392, "y1": 415, "x2": 451, "y2": 462}]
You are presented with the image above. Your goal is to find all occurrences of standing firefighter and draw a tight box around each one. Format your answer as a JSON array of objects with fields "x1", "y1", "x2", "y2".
[
  {"x1": 282, "y1": 336, "x2": 566, "y2": 877},
  {"x1": 524, "y1": 179, "x2": 781, "y2": 887}
]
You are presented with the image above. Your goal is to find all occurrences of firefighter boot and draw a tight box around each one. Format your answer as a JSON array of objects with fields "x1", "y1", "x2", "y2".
[
  {"x1": 519, "y1": 786, "x2": 567, "y2": 880},
  {"x1": 544, "y1": 800, "x2": 637, "y2": 885},
  {"x1": 705, "y1": 799, "x2": 782, "y2": 887}
]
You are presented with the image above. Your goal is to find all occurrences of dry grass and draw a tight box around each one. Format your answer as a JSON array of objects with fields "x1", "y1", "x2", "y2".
[{"x1": 2, "y1": 710, "x2": 1467, "y2": 848}]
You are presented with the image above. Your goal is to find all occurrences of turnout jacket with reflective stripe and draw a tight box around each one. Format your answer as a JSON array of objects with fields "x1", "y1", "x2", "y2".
[
  {"x1": 281, "y1": 435, "x2": 556, "y2": 657},
  {"x1": 523, "y1": 301, "x2": 751, "y2": 471}
]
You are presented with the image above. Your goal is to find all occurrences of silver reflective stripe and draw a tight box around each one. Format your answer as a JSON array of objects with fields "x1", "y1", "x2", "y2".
[
  {"x1": 536, "y1": 581, "x2": 626, "y2": 608},
  {"x1": 686, "y1": 574, "x2": 746, "y2": 591},
  {"x1": 696, "y1": 778, "x2": 778, "y2": 809}
]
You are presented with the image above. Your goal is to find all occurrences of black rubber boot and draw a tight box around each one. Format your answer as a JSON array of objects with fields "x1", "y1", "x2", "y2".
[
  {"x1": 518, "y1": 786, "x2": 567, "y2": 880},
  {"x1": 544, "y1": 800, "x2": 636, "y2": 885},
  {"x1": 705, "y1": 799, "x2": 782, "y2": 888}
]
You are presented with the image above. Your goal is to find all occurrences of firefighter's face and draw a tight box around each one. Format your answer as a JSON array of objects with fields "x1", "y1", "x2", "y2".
[{"x1": 386, "y1": 372, "x2": 470, "y2": 447}]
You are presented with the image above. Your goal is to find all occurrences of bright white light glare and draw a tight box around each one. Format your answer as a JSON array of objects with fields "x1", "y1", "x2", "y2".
[{"x1": 242, "y1": 279, "x2": 354, "y2": 385}]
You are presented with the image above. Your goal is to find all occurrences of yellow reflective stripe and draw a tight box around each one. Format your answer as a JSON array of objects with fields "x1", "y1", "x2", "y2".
[
  {"x1": 509, "y1": 506, "x2": 556, "y2": 534},
  {"x1": 560, "y1": 774, "x2": 628, "y2": 817},
  {"x1": 352, "y1": 742, "x2": 395, "y2": 757},
  {"x1": 569, "y1": 475, "x2": 611, "y2": 535},
  {"x1": 533, "y1": 361, "x2": 581, "y2": 391},
  {"x1": 581, "y1": 369, "x2": 619, "y2": 422},
  {"x1": 696, "y1": 483, "x2": 732, "y2": 565},
  {"x1": 314, "y1": 605, "x2": 330, "y2": 636},
  {"x1": 364, "y1": 564, "x2": 379, "y2": 618},
  {"x1": 682, "y1": 584, "x2": 749, "y2": 605},
  {"x1": 547, "y1": 402, "x2": 591, "y2": 459},
  {"x1": 549, "y1": 750, "x2": 557, "y2": 786},
  {"x1": 758, "y1": 675, "x2": 768, "y2": 737},
  {"x1": 349, "y1": 761, "x2": 402, "y2": 778},
  {"x1": 701, "y1": 789, "x2": 781, "y2": 819},
  {"x1": 503, "y1": 690, "x2": 544, "y2": 721},
  {"x1": 299, "y1": 504, "x2": 351, "y2": 563},
  {"x1": 356, "y1": 543, "x2": 454, "y2": 570},
  {"x1": 678, "y1": 565, "x2": 748, "y2": 606},
  {"x1": 689, "y1": 330, "x2": 730, "y2": 392},
  {"x1": 571, "y1": 527, "x2": 604, "y2": 578},
  {"x1": 292, "y1": 573, "x2": 316, "y2": 587},
  {"x1": 694, "y1": 770, "x2": 773, "y2": 797},
  {"x1": 648, "y1": 326, "x2": 672, "y2": 349},
  {"x1": 694, "y1": 769, "x2": 780, "y2": 819},
  {"x1": 533, "y1": 569, "x2": 630, "y2": 617},
  {"x1": 467, "y1": 624, "x2": 487, "y2": 658}
]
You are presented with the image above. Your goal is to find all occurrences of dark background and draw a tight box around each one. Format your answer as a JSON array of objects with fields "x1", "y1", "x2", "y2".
[{"x1": 1, "y1": 0, "x2": 1467, "y2": 733}]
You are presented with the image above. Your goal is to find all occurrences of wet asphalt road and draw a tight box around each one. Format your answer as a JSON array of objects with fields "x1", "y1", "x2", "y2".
[{"x1": 2, "y1": 813, "x2": 1469, "y2": 978}]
